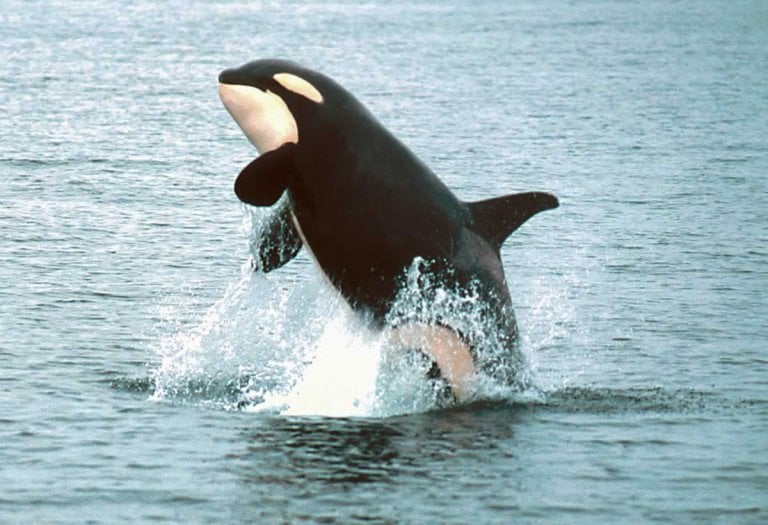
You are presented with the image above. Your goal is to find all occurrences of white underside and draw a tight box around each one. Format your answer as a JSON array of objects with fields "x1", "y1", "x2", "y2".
[
  {"x1": 218, "y1": 83, "x2": 298, "y2": 153},
  {"x1": 387, "y1": 324, "x2": 475, "y2": 401}
]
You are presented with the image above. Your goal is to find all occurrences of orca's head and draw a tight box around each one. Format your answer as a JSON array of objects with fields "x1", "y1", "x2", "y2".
[{"x1": 218, "y1": 59, "x2": 334, "y2": 154}]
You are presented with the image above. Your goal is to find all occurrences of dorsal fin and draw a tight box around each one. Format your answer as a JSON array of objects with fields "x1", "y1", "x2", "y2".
[{"x1": 467, "y1": 191, "x2": 559, "y2": 250}]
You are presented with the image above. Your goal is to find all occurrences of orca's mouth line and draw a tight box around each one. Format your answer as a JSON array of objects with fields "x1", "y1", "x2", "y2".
[
  {"x1": 218, "y1": 69, "x2": 325, "y2": 104},
  {"x1": 217, "y1": 82, "x2": 268, "y2": 106}
]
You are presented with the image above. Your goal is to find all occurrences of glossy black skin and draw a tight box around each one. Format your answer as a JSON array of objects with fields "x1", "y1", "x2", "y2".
[{"x1": 220, "y1": 59, "x2": 558, "y2": 380}]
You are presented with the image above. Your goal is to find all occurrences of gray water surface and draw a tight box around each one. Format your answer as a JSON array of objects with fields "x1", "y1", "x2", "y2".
[{"x1": 2, "y1": 0, "x2": 767, "y2": 522}]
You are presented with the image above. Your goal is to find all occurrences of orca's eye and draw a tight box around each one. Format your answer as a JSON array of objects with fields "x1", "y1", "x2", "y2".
[{"x1": 273, "y1": 73, "x2": 324, "y2": 104}]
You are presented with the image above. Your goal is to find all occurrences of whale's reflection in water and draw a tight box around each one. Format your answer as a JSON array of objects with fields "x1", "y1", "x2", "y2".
[{"x1": 225, "y1": 402, "x2": 521, "y2": 520}]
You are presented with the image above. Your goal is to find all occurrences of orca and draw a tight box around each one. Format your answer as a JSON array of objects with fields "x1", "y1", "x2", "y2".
[{"x1": 218, "y1": 59, "x2": 558, "y2": 401}]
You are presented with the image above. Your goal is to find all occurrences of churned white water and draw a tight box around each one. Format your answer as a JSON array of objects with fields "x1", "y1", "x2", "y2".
[{"x1": 151, "y1": 245, "x2": 531, "y2": 418}]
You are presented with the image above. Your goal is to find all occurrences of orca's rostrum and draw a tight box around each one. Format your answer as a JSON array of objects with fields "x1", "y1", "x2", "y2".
[{"x1": 218, "y1": 59, "x2": 558, "y2": 401}]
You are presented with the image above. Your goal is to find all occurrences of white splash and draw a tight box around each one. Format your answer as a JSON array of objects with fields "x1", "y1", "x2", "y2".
[
  {"x1": 150, "y1": 211, "x2": 572, "y2": 417},
  {"x1": 252, "y1": 310, "x2": 382, "y2": 417}
]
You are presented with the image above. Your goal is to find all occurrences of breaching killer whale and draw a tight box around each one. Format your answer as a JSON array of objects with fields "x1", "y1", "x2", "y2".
[{"x1": 218, "y1": 59, "x2": 558, "y2": 401}]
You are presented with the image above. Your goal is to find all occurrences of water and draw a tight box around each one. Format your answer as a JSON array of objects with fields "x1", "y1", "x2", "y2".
[{"x1": 2, "y1": 0, "x2": 767, "y2": 522}]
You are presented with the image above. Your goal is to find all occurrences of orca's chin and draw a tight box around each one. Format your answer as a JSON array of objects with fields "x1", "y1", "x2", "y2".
[{"x1": 218, "y1": 82, "x2": 298, "y2": 154}]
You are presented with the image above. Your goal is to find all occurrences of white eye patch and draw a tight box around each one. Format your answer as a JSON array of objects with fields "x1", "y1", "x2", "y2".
[{"x1": 273, "y1": 72, "x2": 324, "y2": 104}]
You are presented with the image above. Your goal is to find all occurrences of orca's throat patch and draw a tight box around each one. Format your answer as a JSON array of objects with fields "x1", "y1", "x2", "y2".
[{"x1": 218, "y1": 82, "x2": 298, "y2": 153}]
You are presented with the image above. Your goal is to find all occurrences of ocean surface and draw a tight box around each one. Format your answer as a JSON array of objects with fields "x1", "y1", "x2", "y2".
[{"x1": 2, "y1": 0, "x2": 767, "y2": 522}]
